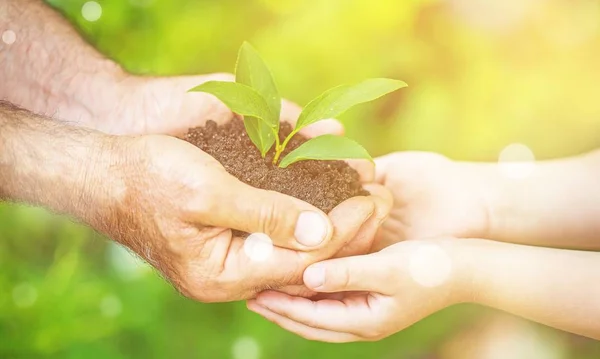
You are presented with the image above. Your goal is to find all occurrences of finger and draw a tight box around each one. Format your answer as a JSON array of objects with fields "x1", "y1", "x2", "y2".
[
  {"x1": 374, "y1": 153, "x2": 397, "y2": 184},
  {"x1": 280, "y1": 100, "x2": 365, "y2": 183},
  {"x1": 334, "y1": 184, "x2": 393, "y2": 258},
  {"x1": 195, "y1": 176, "x2": 333, "y2": 251},
  {"x1": 214, "y1": 235, "x2": 307, "y2": 300},
  {"x1": 302, "y1": 252, "x2": 397, "y2": 294},
  {"x1": 244, "y1": 196, "x2": 376, "y2": 298},
  {"x1": 302, "y1": 196, "x2": 375, "y2": 262},
  {"x1": 280, "y1": 100, "x2": 345, "y2": 137},
  {"x1": 176, "y1": 73, "x2": 237, "y2": 125},
  {"x1": 255, "y1": 291, "x2": 384, "y2": 335},
  {"x1": 299, "y1": 119, "x2": 345, "y2": 138},
  {"x1": 247, "y1": 299, "x2": 361, "y2": 343},
  {"x1": 276, "y1": 284, "x2": 318, "y2": 298},
  {"x1": 311, "y1": 291, "x2": 366, "y2": 301},
  {"x1": 279, "y1": 99, "x2": 302, "y2": 126},
  {"x1": 171, "y1": 72, "x2": 235, "y2": 92},
  {"x1": 345, "y1": 159, "x2": 375, "y2": 182}
]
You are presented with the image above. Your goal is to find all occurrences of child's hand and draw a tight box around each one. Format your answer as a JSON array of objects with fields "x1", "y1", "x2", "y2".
[
  {"x1": 247, "y1": 239, "x2": 469, "y2": 342},
  {"x1": 374, "y1": 152, "x2": 490, "y2": 249}
]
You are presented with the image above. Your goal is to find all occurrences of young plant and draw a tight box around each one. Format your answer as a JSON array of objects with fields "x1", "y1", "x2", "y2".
[{"x1": 188, "y1": 42, "x2": 407, "y2": 168}]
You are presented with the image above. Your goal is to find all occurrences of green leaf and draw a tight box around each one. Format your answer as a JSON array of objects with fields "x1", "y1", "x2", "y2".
[
  {"x1": 242, "y1": 117, "x2": 274, "y2": 157},
  {"x1": 188, "y1": 81, "x2": 275, "y2": 127},
  {"x1": 236, "y1": 42, "x2": 281, "y2": 124},
  {"x1": 295, "y1": 78, "x2": 407, "y2": 131},
  {"x1": 278, "y1": 135, "x2": 373, "y2": 168},
  {"x1": 235, "y1": 42, "x2": 281, "y2": 156}
]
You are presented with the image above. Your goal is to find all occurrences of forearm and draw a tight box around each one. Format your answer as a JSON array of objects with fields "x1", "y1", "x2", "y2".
[
  {"x1": 0, "y1": 100, "x2": 118, "y2": 227},
  {"x1": 457, "y1": 238, "x2": 600, "y2": 340},
  {"x1": 0, "y1": 0, "x2": 125, "y2": 129},
  {"x1": 463, "y1": 150, "x2": 600, "y2": 249}
]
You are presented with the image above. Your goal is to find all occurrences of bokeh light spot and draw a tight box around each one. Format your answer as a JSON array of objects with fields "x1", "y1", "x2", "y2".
[
  {"x1": 408, "y1": 243, "x2": 452, "y2": 287},
  {"x1": 81, "y1": 1, "x2": 102, "y2": 22},
  {"x1": 498, "y1": 143, "x2": 536, "y2": 179},
  {"x1": 243, "y1": 233, "x2": 273, "y2": 262},
  {"x1": 2, "y1": 30, "x2": 16, "y2": 45},
  {"x1": 232, "y1": 336, "x2": 260, "y2": 359},
  {"x1": 12, "y1": 283, "x2": 38, "y2": 308},
  {"x1": 100, "y1": 295, "x2": 122, "y2": 318}
]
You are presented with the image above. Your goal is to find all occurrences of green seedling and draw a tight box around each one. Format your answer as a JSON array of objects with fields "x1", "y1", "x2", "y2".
[{"x1": 188, "y1": 42, "x2": 407, "y2": 168}]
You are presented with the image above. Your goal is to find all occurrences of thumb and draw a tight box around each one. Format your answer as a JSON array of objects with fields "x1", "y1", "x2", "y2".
[
  {"x1": 303, "y1": 253, "x2": 396, "y2": 294},
  {"x1": 202, "y1": 177, "x2": 333, "y2": 251},
  {"x1": 374, "y1": 153, "x2": 397, "y2": 184}
]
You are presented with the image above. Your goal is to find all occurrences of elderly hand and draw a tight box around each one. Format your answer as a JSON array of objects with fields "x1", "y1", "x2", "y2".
[
  {"x1": 88, "y1": 73, "x2": 326, "y2": 136},
  {"x1": 98, "y1": 134, "x2": 390, "y2": 302}
]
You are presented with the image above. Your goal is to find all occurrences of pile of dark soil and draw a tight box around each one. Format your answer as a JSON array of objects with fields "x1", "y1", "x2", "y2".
[{"x1": 184, "y1": 118, "x2": 369, "y2": 232}]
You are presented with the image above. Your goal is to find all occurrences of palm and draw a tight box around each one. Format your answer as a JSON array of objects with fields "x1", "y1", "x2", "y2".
[{"x1": 374, "y1": 152, "x2": 489, "y2": 249}]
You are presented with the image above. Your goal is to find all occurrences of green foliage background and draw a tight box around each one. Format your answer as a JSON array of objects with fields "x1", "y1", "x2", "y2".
[{"x1": 2, "y1": 0, "x2": 600, "y2": 358}]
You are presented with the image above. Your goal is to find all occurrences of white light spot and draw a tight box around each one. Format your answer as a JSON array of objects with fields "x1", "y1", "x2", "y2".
[
  {"x1": 243, "y1": 233, "x2": 273, "y2": 262},
  {"x1": 12, "y1": 283, "x2": 38, "y2": 308},
  {"x1": 82, "y1": 1, "x2": 102, "y2": 22},
  {"x1": 232, "y1": 336, "x2": 260, "y2": 359},
  {"x1": 107, "y1": 242, "x2": 150, "y2": 280},
  {"x1": 100, "y1": 294, "x2": 122, "y2": 317},
  {"x1": 498, "y1": 143, "x2": 536, "y2": 179},
  {"x1": 2, "y1": 30, "x2": 16, "y2": 45},
  {"x1": 408, "y1": 244, "x2": 452, "y2": 287}
]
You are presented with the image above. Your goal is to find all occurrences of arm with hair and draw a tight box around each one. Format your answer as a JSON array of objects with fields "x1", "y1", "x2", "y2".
[
  {"x1": 0, "y1": 100, "x2": 118, "y2": 222},
  {"x1": 0, "y1": 100, "x2": 388, "y2": 303},
  {"x1": 0, "y1": 0, "x2": 125, "y2": 130}
]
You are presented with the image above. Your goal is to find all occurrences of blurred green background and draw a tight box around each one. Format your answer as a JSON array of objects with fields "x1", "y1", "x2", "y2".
[{"x1": 2, "y1": 0, "x2": 600, "y2": 358}]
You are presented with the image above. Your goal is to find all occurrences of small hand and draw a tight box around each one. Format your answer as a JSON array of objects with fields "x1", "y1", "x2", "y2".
[
  {"x1": 99, "y1": 134, "x2": 388, "y2": 302},
  {"x1": 247, "y1": 239, "x2": 468, "y2": 342},
  {"x1": 373, "y1": 152, "x2": 491, "y2": 249}
]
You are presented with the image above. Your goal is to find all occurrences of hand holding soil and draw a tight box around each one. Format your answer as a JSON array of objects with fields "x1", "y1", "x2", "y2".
[{"x1": 101, "y1": 134, "x2": 390, "y2": 302}]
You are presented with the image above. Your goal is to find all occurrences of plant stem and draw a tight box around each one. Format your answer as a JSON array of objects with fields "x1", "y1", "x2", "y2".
[
  {"x1": 272, "y1": 146, "x2": 282, "y2": 164},
  {"x1": 273, "y1": 129, "x2": 298, "y2": 166},
  {"x1": 271, "y1": 127, "x2": 282, "y2": 165}
]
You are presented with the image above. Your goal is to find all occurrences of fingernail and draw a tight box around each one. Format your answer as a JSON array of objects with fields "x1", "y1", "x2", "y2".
[
  {"x1": 294, "y1": 211, "x2": 328, "y2": 247},
  {"x1": 304, "y1": 265, "x2": 326, "y2": 289}
]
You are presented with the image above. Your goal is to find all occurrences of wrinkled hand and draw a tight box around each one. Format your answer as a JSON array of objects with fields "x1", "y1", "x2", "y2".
[
  {"x1": 82, "y1": 71, "x2": 392, "y2": 301},
  {"x1": 373, "y1": 152, "x2": 491, "y2": 249},
  {"x1": 247, "y1": 239, "x2": 467, "y2": 342},
  {"x1": 100, "y1": 134, "x2": 389, "y2": 302}
]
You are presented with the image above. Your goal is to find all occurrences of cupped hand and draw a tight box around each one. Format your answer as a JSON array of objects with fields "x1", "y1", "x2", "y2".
[
  {"x1": 99, "y1": 134, "x2": 389, "y2": 302},
  {"x1": 373, "y1": 152, "x2": 491, "y2": 249},
  {"x1": 92, "y1": 72, "x2": 342, "y2": 137},
  {"x1": 247, "y1": 238, "x2": 469, "y2": 342}
]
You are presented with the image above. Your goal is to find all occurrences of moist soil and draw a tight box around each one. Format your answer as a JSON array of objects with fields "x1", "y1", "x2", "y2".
[{"x1": 183, "y1": 118, "x2": 369, "y2": 232}]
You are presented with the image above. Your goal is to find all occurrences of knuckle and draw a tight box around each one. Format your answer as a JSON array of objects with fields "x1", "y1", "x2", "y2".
[
  {"x1": 259, "y1": 198, "x2": 287, "y2": 238},
  {"x1": 330, "y1": 265, "x2": 351, "y2": 290}
]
